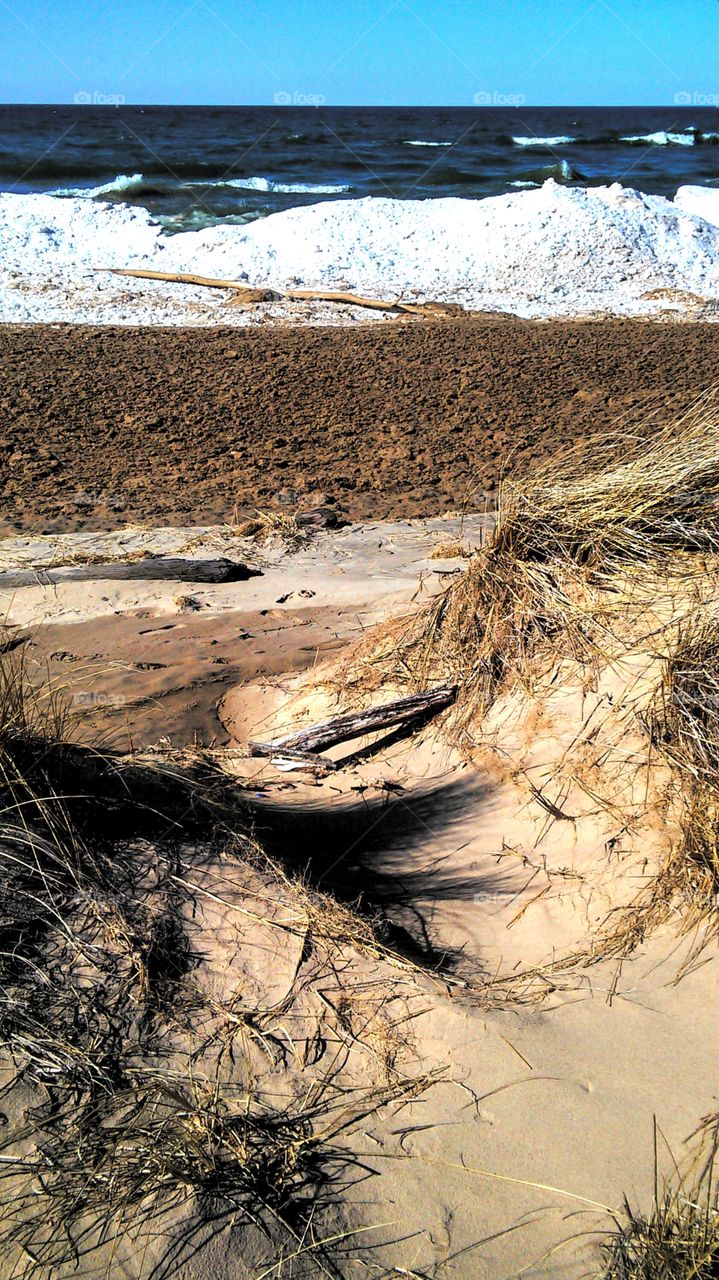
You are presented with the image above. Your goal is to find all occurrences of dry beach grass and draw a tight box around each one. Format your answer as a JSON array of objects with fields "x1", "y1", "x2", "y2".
[
  {"x1": 0, "y1": 641, "x2": 446, "y2": 1278},
  {"x1": 4, "y1": 394, "x2": 719, "y2": 1275}
]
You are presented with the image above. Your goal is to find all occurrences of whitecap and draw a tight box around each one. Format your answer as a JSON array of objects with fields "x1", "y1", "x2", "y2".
[
  {"x1": 621, "y1": 131, "x2": 695, "y2": 146},
  {"x1": 48, "y1": 172, "x2": 145, "y2": 199},
  {"x1": 193, "y1": 176, "x2": 351, "y2": 194},
  {"x1": 512, "y1": 136, "x2": 576, "y2": 147}
]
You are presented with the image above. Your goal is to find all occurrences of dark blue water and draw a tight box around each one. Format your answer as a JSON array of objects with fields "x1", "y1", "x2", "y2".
[{"x1": 2, "y1": 105, "x2": 719, "y2": 232}]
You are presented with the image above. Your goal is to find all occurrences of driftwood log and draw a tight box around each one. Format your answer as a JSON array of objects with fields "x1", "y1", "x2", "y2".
[
  {"x1": 100, "y1": 269, "x2": 464, "y2": 318},
  {"x1": 248, "y1": 684, "x2": 456, "y2": 771},
  {"x1": 0, "y1": 558, "x2": 261, "y2": 590}
]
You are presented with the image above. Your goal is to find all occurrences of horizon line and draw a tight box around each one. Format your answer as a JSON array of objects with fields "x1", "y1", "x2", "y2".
[{"x1": 0, "y1": 101, "x2": 705, "y2": 110}]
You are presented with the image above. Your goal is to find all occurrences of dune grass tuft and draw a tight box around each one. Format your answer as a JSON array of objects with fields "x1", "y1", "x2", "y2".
[
  {"x1": 0, "y1": 1067, "x2": 437, "y2": 1278},
  {"x1": 645, "y1": 615, "x2": 719, "y2": 932},
  {"x1": 423, "y1": 391, "x2": 719, "y2": 707},
  {"x1": 0, "y1": 642, "x2": 444, "y2": 1277},
  {"x1": 234, "y1": 508, "x2": 312, "y2": 549},
  {"x1": 601, "y1": 1125, "x2": 719, "y2": 1280}
]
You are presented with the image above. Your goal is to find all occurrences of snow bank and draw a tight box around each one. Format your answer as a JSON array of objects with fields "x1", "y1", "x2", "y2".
[
  {"x1": 675, "y1": 185, "x2": 719, "y2": 230},
  {"x1": 0, "y1": 191, "x2": 162, "y2": 270},
  {"x1": 1, "y1": 180, "x2": 719, "y2": 325}
]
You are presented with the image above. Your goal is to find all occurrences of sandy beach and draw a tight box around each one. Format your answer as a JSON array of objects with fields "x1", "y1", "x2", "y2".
[
  {"x1": 2, "y1": 167, "x2": 719, "y2": 1279},
  {"x1": 3, "y1": 478, "x2": 719, "y2": 1278}
]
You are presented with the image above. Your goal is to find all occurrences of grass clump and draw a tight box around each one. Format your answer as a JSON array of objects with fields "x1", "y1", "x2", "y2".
[
  {"x1": 492, "y1": 393, "x2": 719, "y2": 572},
  {"x1": 601, "y1": 1127, "x2": 719, "y2": 1279},
  {"x1": 428, "y1": 539, "x2": 471, "y2": 560},
  {"x1": 0, "y1": 1069, "x2": 435, "y2": 1278},
  {"x1": 603, "y1": 1191, "x2": 719, "y2": 1279},
  {"x1": 234, "y1": 508, "x2": 311, "y2": 549},
  {"x1": 346, "y1": 391, "x2": 719, "y2": 731},
  {"x1": 646, "y1": 616, "x2": 719, "y2": 932},
  {"x1": 0, "y1": 641, "x2": 440, "y2": 1277},
  {"x1": 650, "y1": 617, "x2": 719, "y2": 785}
]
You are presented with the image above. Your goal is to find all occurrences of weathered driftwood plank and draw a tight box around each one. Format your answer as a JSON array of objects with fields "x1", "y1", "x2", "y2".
[
  {"x1": 104, "y1": 268, "x2": 279, "y2": 298},
  {"x1": 0, "y1": 558, "x2": 261, "y2": 590},
  {"x1": 248, "y1": 684, "x2": 456, "y2": 765},
  {"x1": 101, "y1": 268, "x2": 463, "y2": 317}
]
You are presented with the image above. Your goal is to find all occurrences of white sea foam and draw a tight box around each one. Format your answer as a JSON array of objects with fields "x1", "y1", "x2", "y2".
[
  {"x1": 512, "y1": 136, "x2": 576, "y2": 147},
  {"x1": 621, "y1": 131, "x2": 695, "y2": 146},
  {"x1": 2, "y1": 181, "x2": 719, "y2": 325},
  {"x1": 50, "y1": 173, "x2": 353, "y2": 200},
  {"x1": 48, "y1": 172, "x2": 146, "y2": 199},
  {"x1": 211, "y1": 177, "x2": 352, "y2": 194},
  {"x1": 402, "y1": 140, "x2": 452, "y2": 147}
]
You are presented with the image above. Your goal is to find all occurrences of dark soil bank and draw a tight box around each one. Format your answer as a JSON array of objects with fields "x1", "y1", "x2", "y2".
[{"x1": 3, "y1": 316, "x2": 719, "y2": 532}]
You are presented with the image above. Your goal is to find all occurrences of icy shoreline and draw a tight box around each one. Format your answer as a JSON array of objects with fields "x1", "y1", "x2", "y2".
[{"x1": 1, "y1": 179, "x2": 719, "y2": 326}]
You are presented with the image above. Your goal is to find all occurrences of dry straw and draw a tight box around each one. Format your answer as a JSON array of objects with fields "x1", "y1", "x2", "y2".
[
  {"x1": 0, "y1": 638, "x2": 442, "y2": 1277},
  {"x1": 345, "y1": 390, "x2": 719, "y2": 734},
  {"x1": 601, "y1": 1120, "x2": 719, "y2": 1279},
  {"x1": 647, "y1": 614, "x2": 719, "y2": 933}
]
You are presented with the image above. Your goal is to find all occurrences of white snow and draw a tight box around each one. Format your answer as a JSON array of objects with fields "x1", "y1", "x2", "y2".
[
  {"x1": 2, "y1": 179, "x2": 719, "y2": 326},
  {"x1": 675, "y1": 185, "x2": 719, "y2": 229}
]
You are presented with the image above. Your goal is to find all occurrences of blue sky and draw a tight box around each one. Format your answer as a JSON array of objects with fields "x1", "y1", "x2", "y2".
[{"x1": 0, "y1": 0, "x2": 717, "y2": 106}]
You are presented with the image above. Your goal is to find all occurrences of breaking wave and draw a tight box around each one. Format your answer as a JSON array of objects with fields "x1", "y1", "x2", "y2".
[
  {"x1": 512, "y1": 136, "x2": 577, "y2": 147},
  {"x1": 620, "y1": 131, "x2": 695, "y2": 146},
  {"x1": 201, "y1": 177, "x2": 352, "y2": 194},
  {"x1": 48, "y1": 172, "x2": 146, "y2": 199}
]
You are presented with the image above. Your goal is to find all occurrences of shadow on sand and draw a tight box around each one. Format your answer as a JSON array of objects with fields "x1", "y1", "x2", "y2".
[{"x1": 249, "y1": 772, "x2": 512, "y2": 976}]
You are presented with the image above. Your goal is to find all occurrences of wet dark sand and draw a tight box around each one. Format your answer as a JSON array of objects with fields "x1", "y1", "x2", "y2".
[{"x1": 3, "y1": 316, "x2": 719, "y2": 533}]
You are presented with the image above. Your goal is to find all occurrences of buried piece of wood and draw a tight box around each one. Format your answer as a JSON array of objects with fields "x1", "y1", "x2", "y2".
[
  {"x1": 100, "y1": 269, "x2": 463, "y2": 317},
  {"x1": 229, "y1": 288, "x2": 463, "y2": 317},
  {"x1": 248, "y1": 684, "x2": 456, "y2": 765},
  {"x1": 0, "y1": 558, "x2": 262, "y2": 590},
  {"x1": 266, "y1": 748, "x2": 340, "y2": 774}
]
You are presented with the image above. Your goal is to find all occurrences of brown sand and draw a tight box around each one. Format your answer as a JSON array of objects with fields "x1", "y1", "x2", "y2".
[
  {"x1": 1, "y1": 515, "x2": 480, "y2": 750},
  {"x1": 4, "y1": 317, "x2": 719, "y2": 533},
  {"x1": 24, "y1": 609, "x2": 346, "y2": 751}
]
